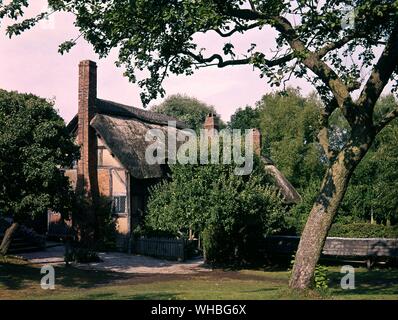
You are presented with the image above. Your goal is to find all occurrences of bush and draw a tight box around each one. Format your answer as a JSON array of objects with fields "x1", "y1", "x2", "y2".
[
  {"x1": 288, "y1": 179, "x2": 321, "y2": 233},
  {"x1": 328, "y1": 223, "x2": 398, "y2": 238},
  {"x1": 313, "y1": 265, "x2": 329, "y2": 290},
  {"x1": 146, "y1": 158, "x2": 289, "y2": 265},
  {"x1": 65, "y1": 247, "x2": 101, "y2": 263},
  {"x1": 73, "y1": 196, "x2": 116, "y2": 251}
]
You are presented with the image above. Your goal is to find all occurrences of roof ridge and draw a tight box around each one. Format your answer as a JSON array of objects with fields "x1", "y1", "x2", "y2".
[{"x1": 96, "y1": 98, "x2": 188, "y2": 129}]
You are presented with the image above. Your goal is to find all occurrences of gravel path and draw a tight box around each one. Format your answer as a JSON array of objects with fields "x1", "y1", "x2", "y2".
[{"x1": 18, "y1": 245, "x2": 210, "y2": 275}]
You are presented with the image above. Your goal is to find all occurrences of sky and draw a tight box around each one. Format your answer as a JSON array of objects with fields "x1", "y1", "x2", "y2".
[{"x1": 0, "y1": 1, "x2": 313, "y2": 124}]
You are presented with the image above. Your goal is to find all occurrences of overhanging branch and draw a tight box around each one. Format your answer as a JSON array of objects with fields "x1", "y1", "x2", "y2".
[
  {"x1": 184, "y1": 51, "x2": 294, "y2": 68},
  {"x1": 357, "y1": 23, "x2": 398, "y2": 113},
  {"x1": 213, "y1": 21, "x2": 263, "y2": 37}
]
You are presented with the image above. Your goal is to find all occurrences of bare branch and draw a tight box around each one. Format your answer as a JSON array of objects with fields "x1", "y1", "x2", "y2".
[
  {"x1": 184, "y1": 51, "x2": 294, "y2": 68},
  {"x1": 318, "y1": 98, "x2": 339, "y2": 160},
  {"x1": 317, "y1": 35, "x2": 356, "y2": 58},
  {"x1": 185, "y1": 52, "x2": 251, "y2": 67},
  {"x1": 213, "y1": 22, "x2": 263, "y2": 37}
]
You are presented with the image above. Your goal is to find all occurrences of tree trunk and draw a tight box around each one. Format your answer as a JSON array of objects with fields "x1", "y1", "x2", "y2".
[
  {"x1": 0, "y1": 222, "x2": 19, "y2": 256},
  {"x1": 289, "y1": 137, "x2": 372, "y2": 289}
]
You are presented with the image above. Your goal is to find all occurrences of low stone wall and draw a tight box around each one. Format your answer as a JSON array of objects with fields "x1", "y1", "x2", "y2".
[{"x1": 265, "y1": 235, "x2": 398, "y2": 258}]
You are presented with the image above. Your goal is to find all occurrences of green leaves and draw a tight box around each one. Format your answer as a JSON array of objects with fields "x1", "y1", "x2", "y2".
[
  {"x1": 151, "y1": 94, "x2": 223, "y2": 131},
  {"x1": 145, "y1": 157, "x2": 288, "y2": 263},
  {"x1": 0, "y1": 90, "x2": 79, "y2": 222},
  {"x1": 58, "y1": 39, "x2": 77, "y2": 55},
  {"x1": 145, "y1": 159, "x2": 287, "y2": 237}
]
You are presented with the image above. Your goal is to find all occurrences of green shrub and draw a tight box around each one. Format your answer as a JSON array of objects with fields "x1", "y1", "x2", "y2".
[
  {"x1": 73, "y1": 196, "x2": 117, "y2": 251},
  {"x1": 146, "y1": 157, "x2": 289, "y2": 265},
  {"x1": 328, "y1": 223, "x2": 398, "y2": 238},
  {"x1": 202, "y1": 226, "x2": 235, "y2": 264},
  {"x1": 288, "y1": 179, "x2": 321, "y2": 234},
  {"x1": 313, "y1": 265, "x2": 329, "y2": 290}
]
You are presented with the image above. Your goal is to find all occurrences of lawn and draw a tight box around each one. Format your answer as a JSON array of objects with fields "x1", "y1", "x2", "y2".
[{"x1": 1, "y1": 256, "x2": 398, "y2": 300}]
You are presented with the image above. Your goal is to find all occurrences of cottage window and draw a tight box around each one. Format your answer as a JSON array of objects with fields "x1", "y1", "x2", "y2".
[{"x1": 113, "y1": 196, "x2": 126, "y2": 214}]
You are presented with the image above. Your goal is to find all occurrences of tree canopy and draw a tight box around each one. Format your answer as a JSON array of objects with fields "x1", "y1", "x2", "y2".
[
  {"x1": 145, "y1": 159, "x2": 287, "y2": 264},
  {"x1": 228, "y1": 106, "x2": 261, "y2": 130},
  {"x1": 0, "y1": 89, "x2": 78, "y2": 223},
  {"x1": 151, "y1": 94, "x2": 222, "y2": 131}
]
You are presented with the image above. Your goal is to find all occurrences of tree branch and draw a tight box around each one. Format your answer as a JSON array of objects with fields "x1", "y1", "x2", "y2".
[
  {"x1": 184, "y1": 51, "x2": 294, "y2": 68},
  {"x1": 213, "y1": 22, "x2": 263, "y2": 37},
  {"x1": 185, "y1": 52, "x2": 251, "y2": 67},
  {"x1": 318, "y1": 98, "x2": 339, "y2": 160},
  {"x1": 270, "y1": 16, "x2": 357, "y2": 124},
  {"x1": 317, "y1": 35, "x2": 356, "y2": 58},
  {"x1": 357, "y1": 23, "x2": 398, "y2": 113},
  {"x1": 375, "y1": 107, "x2": 398, "y2": 134}
]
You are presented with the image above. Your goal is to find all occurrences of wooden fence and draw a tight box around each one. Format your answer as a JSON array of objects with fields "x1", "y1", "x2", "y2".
[
  {"x1": 132, "y1": 237, "x2": 186, "y2": 261},
  {"x1": 264, "y1": 235, "x2": 398, "y2": 258}
]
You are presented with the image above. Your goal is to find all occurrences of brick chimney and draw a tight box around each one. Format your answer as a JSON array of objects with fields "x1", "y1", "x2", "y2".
[
  {"x1": 252, "y1": 128, "x2": 262, "y2": 156},
  {"x1": 204, "y1": 113, "x2": 219, "y2": 132},
  {"x1": 76, "y1": 60, "x2": 98, "y2": 199}
]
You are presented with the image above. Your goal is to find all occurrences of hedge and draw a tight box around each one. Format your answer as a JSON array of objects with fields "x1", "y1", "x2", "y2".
[{"x1": 328, "y1": 223, "x2": 398, "y2": 239}]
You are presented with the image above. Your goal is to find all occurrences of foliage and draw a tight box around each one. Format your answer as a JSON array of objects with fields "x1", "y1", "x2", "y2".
[
  {"x1": 151, "y1": 94, "x2": 224, "y2": 131},
  {"x1": 258, "y1": 88, "x2": 325, "y2": 188},
  {"x1": 73, "y1": 196, "x2": 116, "y2": 251},
  {"x1": 329, "y1": 223, "x2": 398, "y2": 239},
  {"x1": 146, "y1": 157, "x2": 288, "y2": 264},
  {"x1": 0, "y1": 89, "x2": 79, "y2": 224},
  {"x1": 313, "y1": 265, "x2": 329, "y2": 290},
  {"x1": 228, "y1": 106, "x2": 261, "y2": 131},
  {"x1": 341, "y1": 95, "x2": 398, "y2": 224},
  {"x1": 288, "y1": 180, "x2": 322, "y2": 234}
]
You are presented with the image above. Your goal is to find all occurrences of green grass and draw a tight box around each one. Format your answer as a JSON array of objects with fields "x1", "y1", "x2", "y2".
[{"x1": 1, "y1": 257, "x2": 398, "y2": 300}]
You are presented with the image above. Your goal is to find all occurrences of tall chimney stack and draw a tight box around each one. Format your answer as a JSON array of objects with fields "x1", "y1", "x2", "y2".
[
  {"x1": 204, "y1": 113, "x2": 219, "y2": 133},
  {"x1": 252, "y1": 128, "x2": 262, "y2": 156},
  {"x1": 76, "y1": 60, "x2": 98, "y2": 198}
]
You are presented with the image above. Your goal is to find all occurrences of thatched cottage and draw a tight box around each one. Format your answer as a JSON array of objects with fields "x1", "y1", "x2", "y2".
[{"x1": 62, "y1": 60, "x2": 300, "y2": 249}]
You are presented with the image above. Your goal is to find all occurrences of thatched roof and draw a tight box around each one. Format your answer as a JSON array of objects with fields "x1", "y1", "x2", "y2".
[
  {"x1": 90, "y1": 113, "x2": 191, "y2": 179},
  {"x1": 67, "y1": 98, "x2": 187, "y2": 133},
  {"x1": 96, "y1": 99, "x2": 187, "y2": 129}
]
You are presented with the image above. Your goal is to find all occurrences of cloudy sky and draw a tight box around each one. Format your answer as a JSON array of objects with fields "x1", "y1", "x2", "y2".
[{"x1": 0, "y1": 1, "x2": 314, "y2": 123}]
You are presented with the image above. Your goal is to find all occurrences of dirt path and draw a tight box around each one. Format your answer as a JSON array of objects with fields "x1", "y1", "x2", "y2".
[
  {"x1": 18, "y1": 246, "x2": 211, "y2": 275},
  {"x1": 76, "y1": 252, "x2": 210, "y2": 275}
]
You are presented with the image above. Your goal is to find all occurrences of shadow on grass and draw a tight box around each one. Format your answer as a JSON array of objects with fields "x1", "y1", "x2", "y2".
[
  {"x1": 328, "y1": 268, "x2": 398, "y2": 296},
  {"x1": 0, "y1": 262, "x2": 130, "y2": 291}
]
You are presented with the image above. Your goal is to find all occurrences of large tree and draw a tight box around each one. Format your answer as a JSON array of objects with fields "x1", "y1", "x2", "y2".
[
  {"x1": 151, "y1": 94, "x2": 222, "y2": 131},
  {"x1": 4, "y1": 0, "x2": 398, "y2": 289},
  {"x1": 341, "y1": 95, "x2": 398, "y2": 225},
  {"x1": 0, "y1": 90, "x2": 78, "y2": 255}
]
